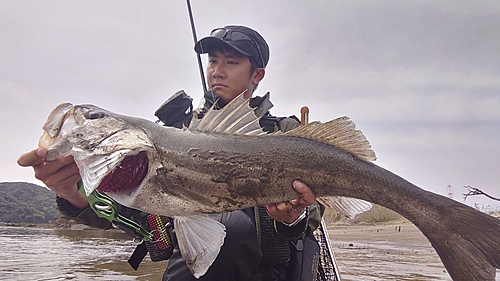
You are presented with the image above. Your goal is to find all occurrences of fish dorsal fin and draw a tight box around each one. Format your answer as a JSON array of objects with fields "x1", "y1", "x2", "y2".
[
  {"x1": 284, "y1": 117, "x2": 376, "y2": 162},
  {"x1": 189, "y1": 91, "x2": 266, "y2": 136}
]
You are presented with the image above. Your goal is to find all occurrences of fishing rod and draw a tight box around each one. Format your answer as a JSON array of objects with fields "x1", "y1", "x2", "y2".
[{"x1": 186, "y1": 0, "x2": 208, "y2": 94}]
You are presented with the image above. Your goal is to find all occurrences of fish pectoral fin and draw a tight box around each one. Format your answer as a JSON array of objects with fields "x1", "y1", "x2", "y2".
[
  {"x1": 317, "y1": 196, "x2": 372, "y2": 219},
  {"x1": 173, "y1": 215, "x2": 227, "y2": 278}
]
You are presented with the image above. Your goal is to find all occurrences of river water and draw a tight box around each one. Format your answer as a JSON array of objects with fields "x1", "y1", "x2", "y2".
[
  {"x1": 1, "y1": 224, "x2": 498, "y2": 280},
  {"x1": 0, "y1": 225, "x2": 165, "y2": 281}
]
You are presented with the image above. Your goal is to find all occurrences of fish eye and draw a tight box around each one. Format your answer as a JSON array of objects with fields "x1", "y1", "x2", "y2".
[{"x1": 85, "y1": 111, "x2": 106, "y2": 119}]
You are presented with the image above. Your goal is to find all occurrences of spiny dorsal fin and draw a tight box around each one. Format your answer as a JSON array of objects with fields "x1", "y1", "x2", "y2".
[
  {"x1": 189, "y1": 91, "x2": 266, "y2": 136},
  {"x1": 284, "y1": 117, "x2": 376, "y2": 162}
]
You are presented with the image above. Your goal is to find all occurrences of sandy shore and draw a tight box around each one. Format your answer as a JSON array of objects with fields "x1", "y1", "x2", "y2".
[{"x1": 326, "y1": 222, "x2": 454, "y2": 280}]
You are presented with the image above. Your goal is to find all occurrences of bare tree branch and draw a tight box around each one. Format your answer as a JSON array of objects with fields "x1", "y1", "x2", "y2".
[{"x1": 463, "y1": 186, "x2": 500, "y2": 202}]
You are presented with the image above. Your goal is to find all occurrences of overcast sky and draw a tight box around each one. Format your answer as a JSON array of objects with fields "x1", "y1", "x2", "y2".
[{"x1": 1, "y1": 0, "x2": 499, "y2": 208}]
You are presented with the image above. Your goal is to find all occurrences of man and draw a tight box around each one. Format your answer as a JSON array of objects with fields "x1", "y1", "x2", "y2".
[{"x1": 18, "y1": 25, "x2": 322, "y2": 281}]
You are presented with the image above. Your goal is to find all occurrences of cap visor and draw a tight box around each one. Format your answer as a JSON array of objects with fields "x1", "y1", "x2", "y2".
[{"x1": 194, "y1": 37, "x2": 252, "y2": 56}]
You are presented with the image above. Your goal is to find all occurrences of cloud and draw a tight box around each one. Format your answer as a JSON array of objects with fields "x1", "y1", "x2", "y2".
[{"x1": 1, "y1": 0, "x2": 498, "y2": 206}]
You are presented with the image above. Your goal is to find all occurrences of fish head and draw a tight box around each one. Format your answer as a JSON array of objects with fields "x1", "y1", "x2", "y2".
[{"x1": 39, "y1": 103, "x2": 158, "y2": 198}]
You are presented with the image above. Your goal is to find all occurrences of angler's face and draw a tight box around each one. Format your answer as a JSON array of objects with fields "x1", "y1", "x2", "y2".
[{"x1": 206, "y1": 49, "x2": 263, "y2": 105}]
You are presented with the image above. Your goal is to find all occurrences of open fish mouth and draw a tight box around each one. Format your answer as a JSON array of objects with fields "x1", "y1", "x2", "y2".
[
  {"x1": 97, "y1": 151, "x2": 149, "y2": 194},
  {"x1": 73, "y1": 147, "x2": 154, "y2": 197},
  {"x1": 37, "y1": 102, "x2": 158, "y2": 197}
]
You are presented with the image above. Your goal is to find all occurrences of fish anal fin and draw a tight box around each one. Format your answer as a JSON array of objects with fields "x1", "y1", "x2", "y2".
[
  {"x1": 173, "y1": 215, "x2": 227, "y2": 278},
  {"x1": 317, "y1": 196, "x2": 372, "y2": 219},
  {"x1": 284, "y1": 116, "x2": 376, "y2": 162}
]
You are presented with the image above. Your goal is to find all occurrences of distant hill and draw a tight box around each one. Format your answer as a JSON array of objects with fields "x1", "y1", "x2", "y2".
[{"x1": 0, "y1": 182, "x2": 60, "y2": 223}]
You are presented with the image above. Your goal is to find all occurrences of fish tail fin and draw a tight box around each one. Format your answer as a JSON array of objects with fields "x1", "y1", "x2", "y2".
[
  {"x1": 173, "y1": 215, "x2": 227, "y2": 278},
  {"x1": 420, "y1": 203, "x2": 500, "y2": 281}
]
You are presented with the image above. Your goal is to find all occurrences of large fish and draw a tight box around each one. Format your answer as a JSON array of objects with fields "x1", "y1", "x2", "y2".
[{"x1": 39, "y1": 93, "x2": 499, "y2": 280}]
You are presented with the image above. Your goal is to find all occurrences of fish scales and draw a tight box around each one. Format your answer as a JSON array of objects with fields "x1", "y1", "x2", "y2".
[
  {"x1": 134, "y1": 120, "x2": 436, "y2": 219},
  {"x1": 145, "y1": 128, "x2": 454, "y2": 222}
]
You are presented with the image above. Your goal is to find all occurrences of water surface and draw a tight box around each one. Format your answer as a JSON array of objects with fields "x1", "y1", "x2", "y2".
[{"x1": 0, "y1": 225, "x2": 165, "y2": 281}]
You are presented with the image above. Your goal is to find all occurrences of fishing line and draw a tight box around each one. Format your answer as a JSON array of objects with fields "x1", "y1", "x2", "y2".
[
  {"x1": 185, "y1": 0, "x2": 219, "y2": 110},
  {"x1": 186, "y1": 0, "x2": 207, "y2": 95}
]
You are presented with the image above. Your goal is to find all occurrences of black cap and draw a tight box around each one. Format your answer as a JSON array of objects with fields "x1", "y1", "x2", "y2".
[{"x1": 194, "y1": 25, "x2": 269, "y2": 68}]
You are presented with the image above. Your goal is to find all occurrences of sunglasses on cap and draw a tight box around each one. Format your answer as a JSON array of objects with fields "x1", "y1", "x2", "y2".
[{"x1": 210, "y1": 28, "x2": 265, "y2": 68}]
